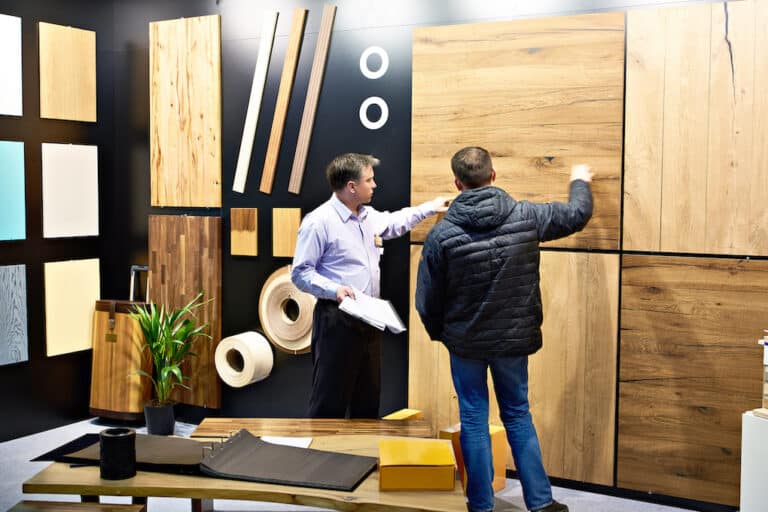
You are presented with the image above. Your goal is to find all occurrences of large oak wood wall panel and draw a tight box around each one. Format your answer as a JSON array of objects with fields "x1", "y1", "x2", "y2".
[
  {"x1": 411, "y1": 13, "x2": 624, "y2": 249},
  {"x1": 624, "y1": 0, "x2": 768, "y2": 255},
  {"x1": 148, "y1": 215, "x2": 222, "y2": 408},
  {"x1": 409, "y1": 246, "x2": 618, "y2": 484},
  {"x1": 150, "y1": 15, "x2": 222, "y2": 207},
  {"x1": 618, "y1": 255, "x2": 765, "y2": 506}
]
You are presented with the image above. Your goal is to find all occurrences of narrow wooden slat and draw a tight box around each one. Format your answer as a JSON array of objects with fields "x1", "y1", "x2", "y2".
[
  {"x1": 39, "y1": 22, "x2": 96, "y2": 122},
  {"x1": 259, "y1": 9, "x2": 307, "y2": 194},
  {"x1": 150, "y1": 15, "x2": 221, "y2": 207},
  {"x1": 191, "y1": 417, "x2": 433, "y2": 438},
  {"x1": 148, "y1": 215, "x2": 222, "y2": 408},
  {"x1": 232, "y1": 12, "x2": 278, "y2": 194},
  {"x1": 618, "y1": 255, "x2": 766, "y2": 506},
  {"x1": 288, "y1": 4, "x2": 336, "y2": 195},
  {"x1": 230, "y1": 208, "x2": 258, "y2": 256},
  {"x1": 272, "y1": 208, "x2": 301, "y2": 257},
  {"x1": 623, "y1": 8, "x2": 666, "y2": 251}
]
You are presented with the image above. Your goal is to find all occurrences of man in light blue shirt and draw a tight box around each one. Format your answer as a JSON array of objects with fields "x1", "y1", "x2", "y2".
[{"x1": 292, "y1": 153, "x2": 447, "y2": 418}]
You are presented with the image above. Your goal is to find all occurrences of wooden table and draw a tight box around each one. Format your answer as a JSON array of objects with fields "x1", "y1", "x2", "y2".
[
  {"x1": 23, "y1": 435, "x2": 466, "y2": 512},
  {"x1": 190, "y1": 417, "x2": 434, "y2": 438}
]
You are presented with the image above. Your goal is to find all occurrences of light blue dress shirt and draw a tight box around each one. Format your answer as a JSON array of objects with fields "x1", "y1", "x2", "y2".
[{"x1": 291, "y1": 194, "x2": 435, "y2": 300}]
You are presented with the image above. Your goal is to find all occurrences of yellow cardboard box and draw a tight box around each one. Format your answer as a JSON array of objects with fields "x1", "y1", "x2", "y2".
[
  {"x1": 440, "y1": 423, "x2": 507, "y2": 493},
  {"x1": 378, "y1": 438, "x2": 456, "y2": 491}
]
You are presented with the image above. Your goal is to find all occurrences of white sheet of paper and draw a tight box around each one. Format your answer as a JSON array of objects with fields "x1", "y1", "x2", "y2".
[
  {"x1": 339, "y1": 288, "x2": 406, "y2": 334},
  {"x1": 262, "y1": 436, "x2": 313, "y2": 448}
]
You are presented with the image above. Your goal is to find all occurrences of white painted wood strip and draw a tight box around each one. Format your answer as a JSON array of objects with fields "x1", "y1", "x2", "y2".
[
  {"x1": 42, "y1": 143, "x2": 99, "y2": 238},
  {"x1": 0, "y1": 14, "x2": 22, "y2": 116},
  {"x1": 232, "y1": 11, "x2": 278, "y2": 194}
]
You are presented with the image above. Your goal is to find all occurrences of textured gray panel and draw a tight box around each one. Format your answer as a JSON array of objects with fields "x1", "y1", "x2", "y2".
[{"x1": 0, "y1": 264, "x2": 28, "y2": 365}]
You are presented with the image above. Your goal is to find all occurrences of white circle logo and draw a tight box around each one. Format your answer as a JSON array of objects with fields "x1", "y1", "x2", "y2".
[
  {"x1": 359, "y1": 46, "x2": 389, "y2": 80},
  {"x1": 359, "y1": 96, "x2": 389, "y2": 130}
]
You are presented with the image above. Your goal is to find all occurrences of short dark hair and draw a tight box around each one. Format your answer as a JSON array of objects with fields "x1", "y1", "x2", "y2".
[
  {"x1": 451, "y1": 146, "x2": 493, "y2": 188},
  {"x1": 325, "y1": 153, "x2": 380, "y2": 191}
]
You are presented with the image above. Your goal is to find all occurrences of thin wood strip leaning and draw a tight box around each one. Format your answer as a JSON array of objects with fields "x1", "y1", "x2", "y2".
[
  {"x1": 288, "y1": 4, "x2": 337, "y2": 195},
  {"x1": 259, "y1": 8, "x2": 308, "y2": 194},
  {"x1": 232, "y1": 12, "x2": 278, "y2": 194}
]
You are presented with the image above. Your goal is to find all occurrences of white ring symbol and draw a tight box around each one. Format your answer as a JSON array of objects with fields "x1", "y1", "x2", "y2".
[
  {"x1": 359, "y1": 46, "x2": 389, "y2": 79},
  {"x1": 359, "y1": 97, "x2": 389, "y2": 130}
]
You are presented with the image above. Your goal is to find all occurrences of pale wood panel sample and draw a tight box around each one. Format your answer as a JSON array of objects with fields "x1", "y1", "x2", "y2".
[
  {"x1": 0, "y1": 264, "x2": 28, "y2": 366},
  {"x1": 408, "y1": 246, "x2": 617, "y2": 484},
  {"x1": 192, "y1": 417, "x2": 432, "y2": 438},
  {"x1": 148, "y1": 215, "x2": 222, "y2": 408},
  {"x1": 150, "y1": 15, "x2": 221, "y2": 207},
  {"x1": 44, "y1": 259, "x2": 100, "y2": 357},
  {"x1": 752, "y1": 1, "x2": 768, "y2": 255},
  {"x1": 38, "y1": 22, "x2": 96, "y2": 122},
  {"x1": 230, "y1": 208, "x2": 258, "y2": 256},
  {"x1": 272, "y1": 208, "x2": 301, "y2": 258},
  {"x1": 288, "y1": 4, "x2": 336, "y2": 195},
  {"x1": 618, "y1": 255, "x2": 766, "y2": 506},
  {"x1": 232, "y1": 12, "x2": 278, "y2": 194},
  {"x1": 411, "y1": 13, "x2": 625, "y2": 249},
  {"x1": 0, "y1": 14, "x2": 23, "y2": 117},
  {"x1": 622, "y1": 8, "x2": 665, "y2": 251},
  {"x1": 259, "y1": 9, "x2": 307, "y2": 195}
]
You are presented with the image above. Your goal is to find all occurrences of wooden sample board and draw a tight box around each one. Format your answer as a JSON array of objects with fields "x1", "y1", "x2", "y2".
[
  {"x1": 288, "y1": 4, "x2": 337, "y2": 194},
  {"x1": 0, "y1": 140, "x2": 26, "y2": 241},
  {"x1": 623, "y1": 0, "x2": 768, "y2": 255},
  {"x1": 38, "y1": 22, "x2": 96, "y2": 122},
  {"x1": 0, "y1": 14, "x2": 22, "y2": 116},
  {"x1": 41, "y1": 143, "x2": 99, "y2": 238},
  {"x1": 148, "y1": 215, "x2": 222, "y2": 408},
  {"x1": 408, "y1": 246, "x2": 618, "y2": 484},
  {"x1": 44, "y1": 259, "x2": 100, "y2": 357},
  {"x1": 192, "y1": 417, "x2": 432, "y2": 439},
  {"x1": 618, "y1": 255, "x2": 766, "y2": 506},
  {"x1": 411, "y1": 13, "x2": 625, "y2": 249},
  {"x1": 150, "y1": 15, "x2": 221, "y2": 207},
  {"x1": 259, "y1": 8, "x2": 307, "y2": 194},
  {"x1": 230, "y1": 208, "x2": 258, "y2": 256},
  {"x1": 0, "y1": 264, "x2": 28, "y2": 366},
  {"x1": 272, "y1": 208, "x2": 301, "y2": 257}
]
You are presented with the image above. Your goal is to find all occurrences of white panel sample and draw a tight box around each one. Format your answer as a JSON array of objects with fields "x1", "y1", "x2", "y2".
[
  {"x1": 0, "y1": 14, "x2": 23, "y2": 117},
  {"x1": 44, "y1": 258, "x2": 100, "y2": 357},
  {"x1": 42, "y1": 143, "x2": 99, "y2": 238},
  {"x1": 233, "y1": 11, "x2": 278, "y2": 194}
]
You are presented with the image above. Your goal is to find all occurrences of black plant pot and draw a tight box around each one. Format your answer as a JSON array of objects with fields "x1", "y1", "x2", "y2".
[{"x1": 144, "y1": 402, "x2": 175, "y2": 435}]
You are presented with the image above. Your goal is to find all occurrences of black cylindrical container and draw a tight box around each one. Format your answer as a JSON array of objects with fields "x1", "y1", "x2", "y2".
[{"x1": 99, "y1": 427, "x2": 136, "y2": 480}]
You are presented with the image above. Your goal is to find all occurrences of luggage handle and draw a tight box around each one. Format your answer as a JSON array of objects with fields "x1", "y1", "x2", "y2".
[{"x1": 129, "y1": 265, "x2": 150, "y2": 303}]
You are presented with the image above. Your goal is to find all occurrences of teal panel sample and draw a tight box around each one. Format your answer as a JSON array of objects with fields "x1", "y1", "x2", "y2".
[{"x1": 0, "y1": 141, "x2": 25, "y2": 241}]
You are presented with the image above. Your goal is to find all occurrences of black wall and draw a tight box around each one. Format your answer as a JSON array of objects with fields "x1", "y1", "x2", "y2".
[{"x1": 0, "y1": 0, "x2": 696, "y2": 441}]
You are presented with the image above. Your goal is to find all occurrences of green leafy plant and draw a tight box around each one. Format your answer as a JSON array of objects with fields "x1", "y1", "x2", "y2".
[{"x1": 130, "y1": 292, "x2": 211, "y2": 405}]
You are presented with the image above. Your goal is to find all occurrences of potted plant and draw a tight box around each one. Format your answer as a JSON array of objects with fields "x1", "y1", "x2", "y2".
[{"x1": 130, "y1": 291, "x2": 210, "y2": 435}]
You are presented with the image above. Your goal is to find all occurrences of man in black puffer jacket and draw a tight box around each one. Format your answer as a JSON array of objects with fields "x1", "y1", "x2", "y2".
[{"x1": 416, "y1": 146, "x2": 593, "y2": 512}]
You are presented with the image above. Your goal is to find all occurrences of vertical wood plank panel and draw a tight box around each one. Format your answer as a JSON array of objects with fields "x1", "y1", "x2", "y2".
[
  {"x1": 0, "y1": 265, "x2": 28, "y2": 366},
  {"x1": 39, "y1": 22, "x2": 96, "y2": 122},
  {"x1": 411, "y1": 13, "x2": 625, "y2": 249},
  {"x1": 272, "y1": 208, "x2": 301, "y2": 258},
  {"x1": 231, "y1": 208, "x2": 258, "y2": 257},
  {"x1": 148, "y1": 215, "x2": 222, "y2": 408},
  {"x1": 750, "y1": 1, "x2": 768, "y2": 253},
  {"x1": 618, "y1": 255, "x2": 765, "y2": 506},
  {"x1": 259, "y1": 9, "x2": 307, "y2": 194},
  {"x1": 623, "y1": 9, "x2": 665, "y2": 251},
  {"x1": 150, "y1": 15, "x2": 221, "y2": 207}
]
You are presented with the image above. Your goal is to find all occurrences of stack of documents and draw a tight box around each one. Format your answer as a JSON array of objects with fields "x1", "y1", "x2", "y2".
[{"x1": 339, "y1": 288, "x2": 406, "y2": 333}]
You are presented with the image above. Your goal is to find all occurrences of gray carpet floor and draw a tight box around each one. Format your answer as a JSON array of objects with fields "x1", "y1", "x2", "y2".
[{"x1": 0, "y1": 418, "x2": 690, "y2": 512}]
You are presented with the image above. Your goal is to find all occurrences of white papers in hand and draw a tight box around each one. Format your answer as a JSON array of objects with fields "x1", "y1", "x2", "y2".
[
  {"x1": 339, "y1": 288, "x2": 406, "y2": 334},
  {"x1": 261, "y1": 436, "x2": 313, "y2": 448}
]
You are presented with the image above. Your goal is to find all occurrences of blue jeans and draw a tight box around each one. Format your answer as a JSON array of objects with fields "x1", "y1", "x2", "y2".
[{"x1": 450, "y1": 352, "x2": 553, "y2": 512}]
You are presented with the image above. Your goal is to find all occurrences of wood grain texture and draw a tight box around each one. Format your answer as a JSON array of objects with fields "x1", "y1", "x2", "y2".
[
  {"x1": 148, "y1": 215, "x2": 222, "y2": 408},
  {"x1": 150, "y1": 15, "x2": 221, "y2": 207},
  {"x1": 230, "y1": 208, "x2": 258, "y2": 256},
  {"x1": 408, "y1": 247, "x2": 617, "y2": 484},
  {"x1": 618, "y1": 255, "x2": 766, "y2": 505},
  {"x1": 10, "y1": 501, "x2": 146, "y2": 512},
  {"x1": 624, "y1": 0, "x2": 768, "y2": 255},
  {"x1": 272, "y1": 208, "x2": 301, "y2": 257},
  {"x1": 259, "y1": 9, "x2": 307, "y2": 194},
  {"x1": 0, "y1": 264, "x2": 28, "y2": 366},
  {"x1": 411, "y1": 13, "x2": 625, "y2": 249},
  {"x1": 288, "y1": 4, "x2": 336, "y2": 195},
  {"x1": 191, "y1": 418, "x2": 432, "y2": 439},
  {"x1": 89, "y1": 302, "x2": 152, "y2": 418},
  {"x1": 38, "y1": 22, "x2": 96, "y2": 122},
  {"x1": 24, "y1": 436, "x2": 466, "y2": 511}
]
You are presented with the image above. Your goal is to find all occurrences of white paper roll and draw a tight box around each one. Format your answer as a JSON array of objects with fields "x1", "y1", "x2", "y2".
[{"x1": 215, "y1": 331, "x2": 274, "y2": 388}]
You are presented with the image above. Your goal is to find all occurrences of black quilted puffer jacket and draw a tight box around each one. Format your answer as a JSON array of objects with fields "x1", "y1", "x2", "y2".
[{"x1": 416, "y1": 181, "x2": 592, "y2": 359}]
